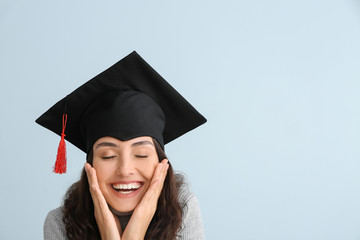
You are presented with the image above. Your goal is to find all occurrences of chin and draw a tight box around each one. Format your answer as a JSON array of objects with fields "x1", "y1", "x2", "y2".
[{"x1": 110, "y1": 200, "x2": 138, "y2": 213}]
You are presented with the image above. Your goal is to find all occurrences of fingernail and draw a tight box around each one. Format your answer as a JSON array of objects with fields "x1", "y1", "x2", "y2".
[{"x1": 159, "y1": 163, "x2": 163, "y2": 169}]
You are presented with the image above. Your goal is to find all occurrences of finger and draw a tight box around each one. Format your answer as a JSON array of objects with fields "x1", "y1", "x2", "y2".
[
  {"x1": 85, "y1": 163, "x2": 95, "y2": 196},
  {"x1": 155, "y1": 159, "x2": 169, "y2": 190},
  {"x1": 84, "y1": 163, "x2": 106, "y2": 209},
  {"x1": 85, "y1": 163, "x2": 102, "y2": 193},
  {"x1": 160, "y1": 159, "x2": 169, "y2": 180},
  {"x1": 85, "y1": 163, "x2": 100, "y2": 205},
  {"x1": 89, "y1": 167, "x2": 100, "y2": 189},
  {"x1": 85, "y1": 163, "x2": 99, "y2": 192},
  {"x1": 158, "y1": 160, "x2": 169, "y2": 194},
  {"x1": 158, "y1": 159, "x2": 169, "y2": 182},
  {"x1": 146, "y1": 159, "x2": 169, "y2": 198},
  {"x1": 149, "y1": 160, "x2": 165, "y2": 186},
  {"x1": 84, "y1": 163, "x2": 92, "y2": 184},
  {"x1": 154, "y1": 159, "x2": 168, "y2": 181},
  {"x1": 89, "y1": 169, "x2": 109, "y2": 210}
]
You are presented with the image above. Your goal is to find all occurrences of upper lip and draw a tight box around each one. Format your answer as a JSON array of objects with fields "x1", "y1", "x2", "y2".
[{"x1": 110, "y1": 181, "x2": 144, "y2": 184}]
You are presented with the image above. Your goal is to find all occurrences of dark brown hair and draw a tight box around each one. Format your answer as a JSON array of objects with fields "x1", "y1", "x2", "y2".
[{"x1": 62, "y1": 138, "x2": 184, "y2": 239}]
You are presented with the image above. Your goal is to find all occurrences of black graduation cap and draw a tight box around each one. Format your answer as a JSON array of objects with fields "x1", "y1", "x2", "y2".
[{"x1": 36, "y1": 51, "x2": 207, "y2": 173}]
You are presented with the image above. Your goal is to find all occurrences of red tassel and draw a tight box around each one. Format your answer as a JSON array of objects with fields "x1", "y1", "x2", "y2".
[{"x1": 53, "y1": 114, "x2": 67, "y2": 174}]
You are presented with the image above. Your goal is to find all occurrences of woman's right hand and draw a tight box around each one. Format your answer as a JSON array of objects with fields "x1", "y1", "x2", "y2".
[{"x1": 85, "y1": 163, "x2": 122, "y2": 240}]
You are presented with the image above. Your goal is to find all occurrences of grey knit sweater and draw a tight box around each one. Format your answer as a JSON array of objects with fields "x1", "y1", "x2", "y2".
[{"x1": 43, "y1": 189, "x2": 205, "y2": 239}]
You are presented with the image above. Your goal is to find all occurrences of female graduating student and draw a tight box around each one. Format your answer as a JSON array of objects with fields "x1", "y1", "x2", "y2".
[{"x1": 36, "y1": 51, "x2": 207, "y2": 240}]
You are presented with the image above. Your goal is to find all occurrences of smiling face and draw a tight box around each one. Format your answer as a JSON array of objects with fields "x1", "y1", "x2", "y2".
[{"x1": 92, "y1": 136, "x2": 159, "y2": 212}]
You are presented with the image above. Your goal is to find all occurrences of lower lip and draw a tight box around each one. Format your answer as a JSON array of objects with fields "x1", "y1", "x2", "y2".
[{"x1": 110, "y1": 184, "x2": 143, "y2": 198}]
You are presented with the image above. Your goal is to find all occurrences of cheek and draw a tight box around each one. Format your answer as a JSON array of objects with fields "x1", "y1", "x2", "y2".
[
  {"x1": 92, "y1": 159, "x2": 113, "y2": 186},
  {"x1": 137, "y1": 160, "x2": 158, "y2": 181}
]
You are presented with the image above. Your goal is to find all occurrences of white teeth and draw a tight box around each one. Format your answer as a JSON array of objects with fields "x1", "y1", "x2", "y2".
[
  {"x1": 112, "y1": 182, "x2": 141, "y2": 190},
  {"x1": 119, "y1": 191, "x2": 133, "y2": 195}
]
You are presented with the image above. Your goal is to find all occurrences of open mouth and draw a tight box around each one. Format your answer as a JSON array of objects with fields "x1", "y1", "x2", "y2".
[{"x1": 111, "y1": 182, "x2": 143, "y2": 195}]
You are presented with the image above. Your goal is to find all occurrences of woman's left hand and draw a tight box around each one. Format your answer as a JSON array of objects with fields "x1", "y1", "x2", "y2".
[{"x1": 122, "y1": 159, "x2": 169, "y2": 240}]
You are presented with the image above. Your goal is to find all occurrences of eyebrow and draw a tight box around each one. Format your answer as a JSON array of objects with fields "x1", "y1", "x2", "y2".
[
  {"x1": 95, "y1": 140, "x2": 154, "y2": 149},
  {"x1": 95, "y1": 142, "x2": 119, "y2": 149},
  {"x1": 131, "y1": 140, "x2": 154, "y2": 147}
]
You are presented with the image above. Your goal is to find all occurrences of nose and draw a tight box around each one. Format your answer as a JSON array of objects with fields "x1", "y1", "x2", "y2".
[{"x1": 115, "y1": 157, "x2": 135, "y2": 177}]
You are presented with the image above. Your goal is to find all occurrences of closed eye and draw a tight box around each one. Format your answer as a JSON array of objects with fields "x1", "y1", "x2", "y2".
[
  {"x1": 135, "y1": 155, "x2": 148, "y2": 158},
  {"x1": 102, "y1": 156, "x2": 117, "y2": 160}
]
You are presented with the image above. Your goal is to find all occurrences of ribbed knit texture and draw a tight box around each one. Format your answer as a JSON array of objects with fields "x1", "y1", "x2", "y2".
[{"x1": 44, "y1": 188, "x2": 205, "y2": 239}]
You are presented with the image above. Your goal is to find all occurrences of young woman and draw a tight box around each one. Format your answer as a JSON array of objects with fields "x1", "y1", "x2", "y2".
[{"x1": 37, "y1": 51, "x2": 207, "y2": 239}]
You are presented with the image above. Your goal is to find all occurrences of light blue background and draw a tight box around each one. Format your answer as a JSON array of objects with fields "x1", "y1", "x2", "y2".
[{"x1": 1, "y1": 0, "x2": 360, "y2": 239}]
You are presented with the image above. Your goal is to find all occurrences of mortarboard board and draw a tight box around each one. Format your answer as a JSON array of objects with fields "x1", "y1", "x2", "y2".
[{"x1": 36, "y1": 51, "x2": 207, "y2": 173}]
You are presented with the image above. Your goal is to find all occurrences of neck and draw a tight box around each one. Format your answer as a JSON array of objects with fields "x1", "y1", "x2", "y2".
[{"x1": 108, "y1": 204, "x2": 133, "y2": 217}]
